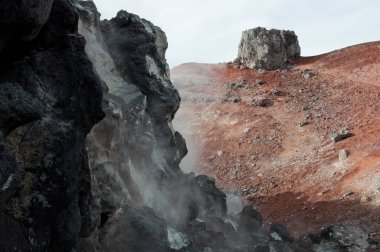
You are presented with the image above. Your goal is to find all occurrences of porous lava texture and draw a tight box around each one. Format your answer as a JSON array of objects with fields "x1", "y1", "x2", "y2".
[{"x1": 235, "y1": 27, "x2": 301, "y2": 70}]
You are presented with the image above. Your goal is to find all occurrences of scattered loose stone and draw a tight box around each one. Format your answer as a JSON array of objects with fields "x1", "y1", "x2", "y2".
[
  {"x1": 344, "y1": 191, "x2": 354, "y2": 197},
  {"x1": 270, "y1": 89, "x2": 285, "y2": 96},
  {"x1": 227, "y1": 81, "x2": 247, "y2": 89},
  {"x1": 330, "y1": 129, "x2": 353, "y2": 142},
  {"x1": 339, "y1": 149, "x2": 349, "y2": 160},
  {"x1": 217, "y1": 150, "x2": 223, "y2": 157},
  {"x1": 256, "y1": 80, "x2": 266, "y2": 85},
  {"x1": 242, "y1": 187, "x2": 258, "y2": 196},
  {"x1": 257, "y1": 69, "x2": 267, "y2": 74},
  {"x1": 360, "y1": 196, "x2": 369, "y2": 204},
  {"x1": 301, "y1": 70, "x2": 316, "y2": 79},
  {"x1": 299, "y1": 118, "x2": 310, "y2": 127},
  {"x1": 243, "y1": 128, "x2": 251, "y2": 134},
  {"x1": 255, "y1": 98, "x2": 274, "y2": 108},
  {"x1": 232, "y1": 97, "x2": 241, "y2": 103},
  {"x1": 317, "y1": 190, "x2": 329, "y2": 196}
]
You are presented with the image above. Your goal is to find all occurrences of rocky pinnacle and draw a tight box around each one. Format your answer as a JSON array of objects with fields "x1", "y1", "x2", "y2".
[{"x1": 235, "y1": 27, "x2": 301, "y2": 70}]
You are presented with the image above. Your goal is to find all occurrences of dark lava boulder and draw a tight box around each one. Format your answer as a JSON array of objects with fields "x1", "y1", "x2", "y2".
[
  {"x1": 193, "y1": 175, "x2": 227, "y2": 218},
  {"x1": 237, "y1": 206, "x2": 263, "y2": 233},
  {"x1": 100, "y1": 205, "x2": 171, "y2": 252}
]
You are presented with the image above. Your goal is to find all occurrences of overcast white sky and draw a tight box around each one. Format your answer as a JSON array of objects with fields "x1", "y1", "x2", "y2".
[{"x1": 93, "y1": 0, "x2": 380, "y2": 67}]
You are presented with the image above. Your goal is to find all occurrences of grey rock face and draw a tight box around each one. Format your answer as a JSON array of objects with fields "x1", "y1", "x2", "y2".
[{"x1": 235, "y1": 27, "x2": 301, "y2": 70}]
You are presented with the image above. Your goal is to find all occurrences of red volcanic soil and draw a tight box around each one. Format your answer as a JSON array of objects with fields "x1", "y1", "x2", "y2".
[{"x1": 171, "y1": 42, "x2": 380, "y2": 243}]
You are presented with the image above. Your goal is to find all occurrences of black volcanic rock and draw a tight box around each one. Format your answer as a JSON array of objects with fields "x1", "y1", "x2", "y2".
[
  {"x1": 193, "y1": 175, "x2": 227, "y2": 218},
  {"x1": 100, "y1": 205, "x2": 171, "y2": 252},
  {"x1": 0, "y1": 0, "x2": 104, "y2": 250},
  {"x1": 0, "y1": 0, "x2": 54, "y2": 51},
  {"x1": 0, "y1": 139, "x2": 22, "y2": 208},
  {"x1": 237, "y1": 206, "x2": 263, "y2": 233},
  {"x1": 100, "y1": 10, "x2": 184, "y2": 173}
]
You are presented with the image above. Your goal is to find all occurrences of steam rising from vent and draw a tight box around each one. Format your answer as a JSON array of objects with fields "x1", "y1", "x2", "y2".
[
  {"x1": 167, "y1": 227, "x2": 190, "y2": 250},
  {"x1": 75, "y1": 1, "x2": 371, "y2": 251},
  {"x1": 172, "y1": 115, "x2": 202, "y2": 173},
  {"x1": 78, "y1": 17, "x2": 141, "y2": 102},
  {"x1": 77, "y1": 0, "x2": 205, "y2": 234}
]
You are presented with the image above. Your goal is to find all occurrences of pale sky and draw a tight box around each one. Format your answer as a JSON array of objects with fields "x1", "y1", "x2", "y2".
[{"x1": 93, "y1": 0, "x2": 380, "y2": 67}]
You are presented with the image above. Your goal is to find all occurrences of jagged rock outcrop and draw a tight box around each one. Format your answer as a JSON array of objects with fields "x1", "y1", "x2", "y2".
[
  {"x1": 0, "y1": 0, "x2": 104, "y2": 251},
  {"x1": 235, "y1": 27, "x2": 301, "y2": 70},
  {"x1": 77, "y1": 4, "x2": 232, "y2": 251},
  {"x1": 99, "y1": 10, "x2": 184, "y2": 175}
]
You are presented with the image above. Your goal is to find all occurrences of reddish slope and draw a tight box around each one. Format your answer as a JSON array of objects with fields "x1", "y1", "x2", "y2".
[
  {"x1": 298, "y1": 41, "x2": 380, "y2": 86},
  {"x1": 172, "y1": 42, "x2": 380, "y2": 241}
]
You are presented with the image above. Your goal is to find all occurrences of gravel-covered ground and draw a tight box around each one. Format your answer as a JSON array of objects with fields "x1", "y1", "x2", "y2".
[{"x1": 172, "y1": 41, "x2": 380, "y2": 243}]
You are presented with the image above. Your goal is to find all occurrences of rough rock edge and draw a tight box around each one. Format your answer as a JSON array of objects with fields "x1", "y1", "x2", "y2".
[{"x1": 0, "y1": 0, "x2": 104, "y2": 250}]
